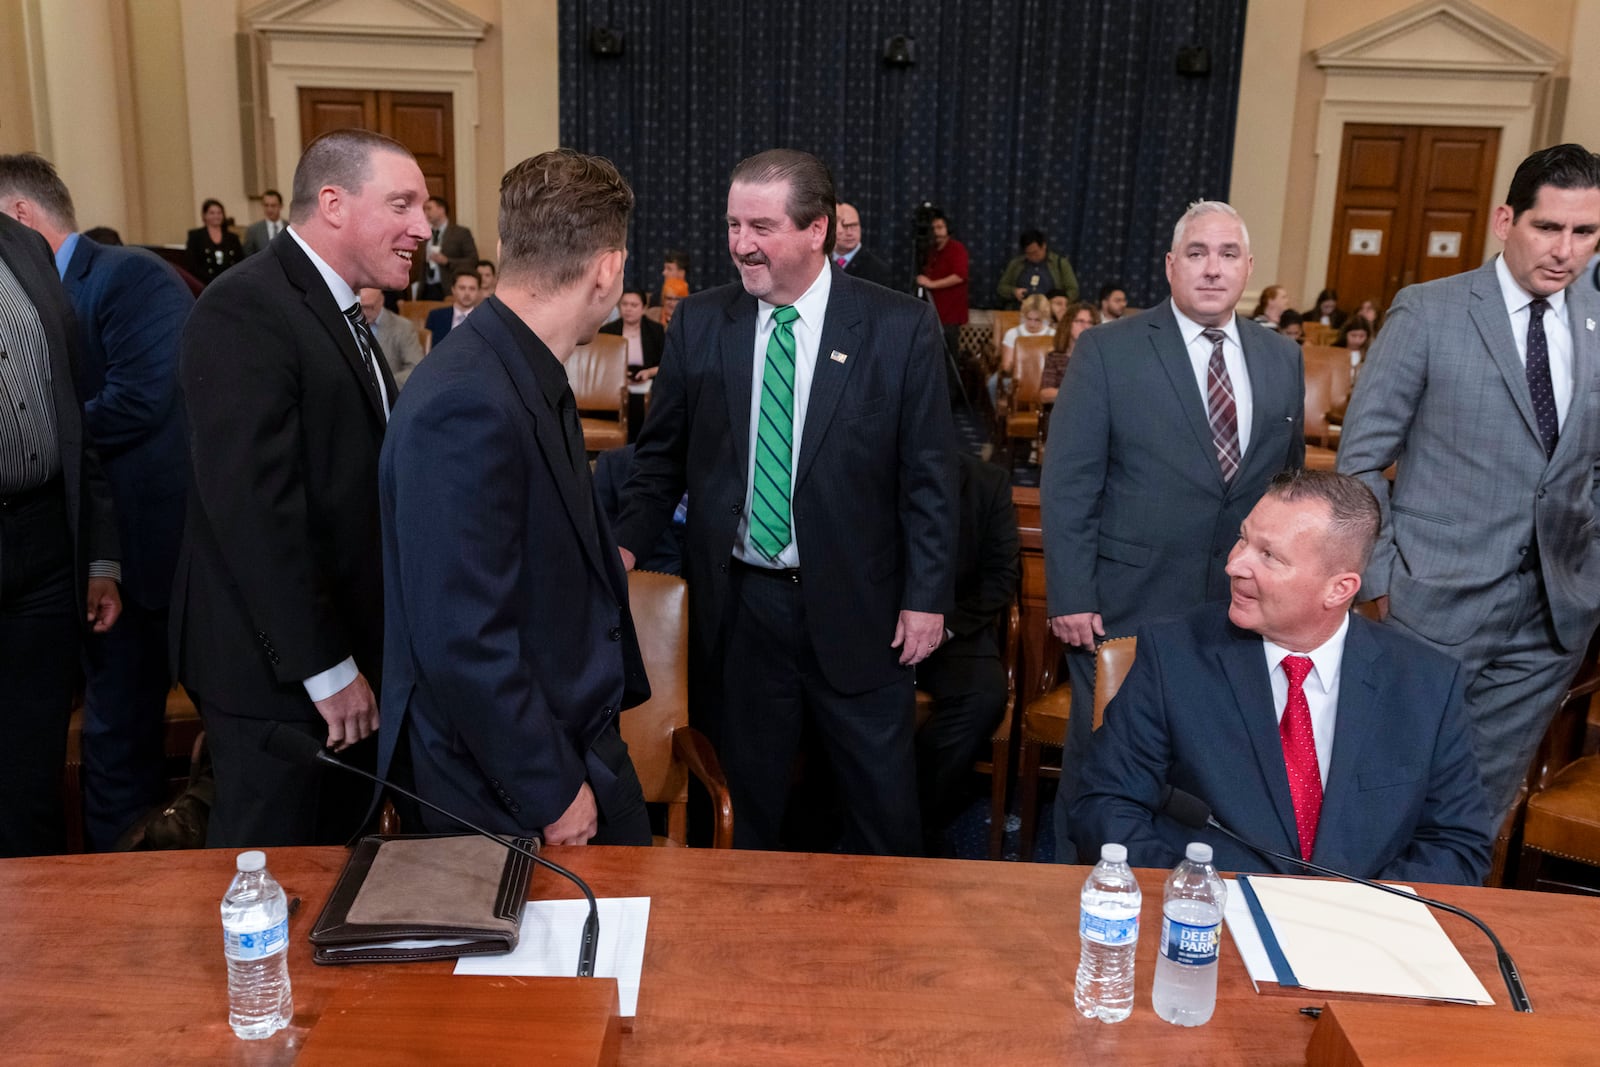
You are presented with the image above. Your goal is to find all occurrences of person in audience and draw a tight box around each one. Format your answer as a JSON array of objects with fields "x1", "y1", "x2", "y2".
[
  {"x1": 916, "y1": 452, "x2": 1019, "y2": 855},
  {"x1": 476, "y1": 258, "x2": 497, "y2": 297},
  {"x1": 174, "y1": 129, "x2": 427, "y2": 847},
  {"x1": 415, "y1": 195, "x2": 477, "y2": 300},
  {"x1": 1279, "y1": 309, "x2": 1305, "y2": 345},
  {"x1": 600, "y1": 288, "x2": 666, "y2": 438},
  {"x1": 834, "y1": 201, "x2": 899, "y2": 290},
  {"x1": 1251, "y1": 284, "x2": 1292, "y2": 330},
  {"x1": 617, "y1": 148, "x2": 956, "y2": 856},
  {"x1": 1334, "y1": 316, "x2": 1371, "y2": 355},
  {"x1": 0, "y1": 179, "x2": 121, "y2": 857},
  {"x1": 993, "y1": 293, "x2": 1054, "y2": 407},
  {"x1": 1313, "y1": 288, "x2": 1347, "y2": 329},
  {"x1": 1097, "y1": 282, "x2": 1128, "y2": 322},
  {"x1": 663, "y1": 248, "x2": 690, "y2": 289},
  {"x1": 1041, "y1": 301, "x2": 1100, "y2": 402},
  {"x1": 376, "y1": 148, "x2": 651, "y2": 846},
  {"x1": 242, "y1": 189, "x2": 285, "y2": 256},
  {"x1": 1354, "y1": 296, "x2": 1381, "y2": 331},
  {"x1": 659, "y1": 275, "x2": 689, "y2": 330},
  {"x1": 1046, "y1": 288, "x2": 1071, "y2": 325},
  {"x1": 425, "y1": 268, "x2": 481, "y2": 347},
  {"x1": 1043, "y1": 199, "x2": 1304, "y2": 854},
  {"x1": 183, "y1": 198, "x2": 243, "y2": 285},
  {"x1": 359, "y1": 287, "x2": 423, "y2": 388},
  {"x1": 916, "y1": 209, "x2": 969, "y2": 368},
  {"x1": 0, "y1": 153, "x2": 191, "y2": 851},
  {"x1": 1071, "y1": 470, "x2": 1492, "y2": 885},
  {"x1": 1338, "y1": 143, "x2": 1600, "y2": 821},
  {"x1": 997, "y1": 228, "x2": 1079, "y2": 307}
]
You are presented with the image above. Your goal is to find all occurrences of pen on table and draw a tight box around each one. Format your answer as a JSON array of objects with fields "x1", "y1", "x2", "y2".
[{"x1": 1299, "y1": 1006, "x2": 1323, "y2": 1019}]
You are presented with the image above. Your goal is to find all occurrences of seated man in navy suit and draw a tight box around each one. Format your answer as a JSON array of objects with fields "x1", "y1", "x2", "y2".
[
  {"x1": 424, "y1": 268, "x2": 481, "y2": 347},
  {"x1": 1071, "y1": 469, "x2": 1492, "y2": 886}
]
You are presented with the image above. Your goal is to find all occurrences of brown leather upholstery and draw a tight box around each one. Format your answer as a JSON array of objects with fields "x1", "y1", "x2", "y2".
[
  {"x1": 990, "y1": 310, "x2": 1020, "y2": 358},
  {"x1": 1522, "y1": 758, "x2": 1600, "y2": 866},
  {"x1": 397, "y1": 299, "x2": 448, "y2": 332},
  {"x1": 1092, "y1": 636, "x2": 1137, "y2": 732},
  {"x1": 1304, "y1": 445, "x2": 1338, "y2": 471},
  {"x1": 1514, "y1": 636, "x2": 1600, "y2": 889},
  {"x1": 565, "y1": 335, "x2": 629, "y2": 453},
  {"x1": 975, "y1": 602, "x2": 1022, "y2": 861},
  {"x1": 1302, "y1": 344, "x2": 1354, "y2": 450},
  {"x1": 1302, "y1": 322, "x2": 1339, "y2": 347}
]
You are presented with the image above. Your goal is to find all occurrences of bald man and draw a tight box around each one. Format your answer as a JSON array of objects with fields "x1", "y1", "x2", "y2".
[{"x1": 834, "y1": 202, "x2": 901, "y2": 291}]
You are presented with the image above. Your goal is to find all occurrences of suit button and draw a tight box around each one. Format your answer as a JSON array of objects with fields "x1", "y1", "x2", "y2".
[
  {"x1": 608, "y1": 626, "x2": 621, "y2": 641},
  {"x1": 731, "y1": 503, "x2": 742, "y2": 515},
  {"x1": 1538, "y1": 488, "x2": 1547, "y2": 499},
  {"x1": 603, "y1": 706, "x2": 614, "y2": 717},
  {"x1": 720, "y1": 562, "x2": 728, "y2": 573}
]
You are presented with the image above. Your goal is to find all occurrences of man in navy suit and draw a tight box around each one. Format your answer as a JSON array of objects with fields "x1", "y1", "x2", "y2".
[
  {"x1": 0, "y1": 153, "x2": 189, "y2": 849},
  {"x1": 424, "y1": 269, "x2": 481, "y2": 348},
  {"x1": 617, "y1": 149, "x2": 956, "y2": 855},
  {"x1": 1071, "y1": 470, "x2": 1492, "y2": 886},
  {"x1": 377, "y1": 150, "x2": 650, "y2": 845}
]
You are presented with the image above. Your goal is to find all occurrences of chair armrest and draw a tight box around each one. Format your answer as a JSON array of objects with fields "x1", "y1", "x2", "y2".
[{"x1": 672, "y1": 726, "x2": 734, "y2": 848}]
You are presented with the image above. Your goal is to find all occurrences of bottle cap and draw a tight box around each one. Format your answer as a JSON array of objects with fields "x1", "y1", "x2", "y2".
[
  {"x1": 236, "y1": 850, "x2": 266, "y2": 872},
  {"x1": 1100, "y1": 843, "x2": 1128, "y2": 864},
  {"x1": 1185, "y1": 842, "x2": 1214, "y2": 864}
]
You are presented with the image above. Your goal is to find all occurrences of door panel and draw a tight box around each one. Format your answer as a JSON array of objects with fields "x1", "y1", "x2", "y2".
[{"x1": 296, "y1": 88, "x2": 454, "y2": 211}]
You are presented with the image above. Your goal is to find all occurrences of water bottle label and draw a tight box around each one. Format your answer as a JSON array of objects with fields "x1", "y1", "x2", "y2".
[
  {"x1": 1079, "y1": 910, "x2": 1139, "y2": 946},
  {"x1": 1160, "y1": 915, "x2": 1219, "y2": 966},
  {"x1": 224, "y1": 918, "x2": 289, "y2": 961}
]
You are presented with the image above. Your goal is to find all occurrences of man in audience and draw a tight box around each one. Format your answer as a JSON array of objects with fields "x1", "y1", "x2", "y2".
[
  {"x1": 415, "y1": 195, "x2": 477, "y2": 300},
  {"x1": 1071, "y1": 470, "x2": 1492, "y2": 886},
  {"x1": 0, "y1": 153, "x2": 190, "y2": 850},
  {"x1": 359, "y1": 286, "x2": 423, "y2": 388},
  {"x1": 376, "y1": 149, "x2": 650, "y2": 846},
  {"x1": 0, "y1": 188, "x2": 121, "y2": 858},
  {"x1": 998, "y1": 229, "x2": 1079, "y2": 307},
  {"x1": 916, "y1": 452, "x2": 1019, "y2": 854},
  {"x1": 618, "y1": 148, "x2": 956, "y2": 855},
  {"x1": 1097, "y1": 282, "x2": 1128, "y2": 322},
  {"x1": 916, "y1": 210, "x2": 969, "y2": 375},
  {"x1": 241, "y1": 189, "x2": 285, "y2": 256},
  {"x1": 1338, "y1": 144, "x2": 1600, "y2": 821},
  {"x1": 174, "y1": 129, "x2": 427, "y2": 846},
  {"x1": 834, "y1": 202, "x2": 899, "y2": 290},
  {"x1": 425, "y1": 268, "x2": 481, "y2": 347},
  {"x1": 1043, "y1": 200, "x2": 1304, "y2": 852},
  {"x1": 476, "y1": 258, "x2": 497, "y2": 297}
]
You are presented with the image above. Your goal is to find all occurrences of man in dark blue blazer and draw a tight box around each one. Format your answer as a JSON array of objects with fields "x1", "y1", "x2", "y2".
[
  {"x1": 0, "y1": 153, "x2": 192, "y2": 848},
  {"x1": 424, "y1": 268, "x2": 481, "y2": 348},
  {"x1": 1071, "y1": 470, "x2": 1492, "y2": 886},
  {"x1": 616, "y1": 149, "x2": 956, "y2": 855},
  {"x1": 377, "y1": 150, "x2": 650, "y2": 845}
]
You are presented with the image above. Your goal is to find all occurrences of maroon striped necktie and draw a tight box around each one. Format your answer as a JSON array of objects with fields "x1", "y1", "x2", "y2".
[{"x1": 1201, "y1": 327, "x2": 1241, "y2": 481}]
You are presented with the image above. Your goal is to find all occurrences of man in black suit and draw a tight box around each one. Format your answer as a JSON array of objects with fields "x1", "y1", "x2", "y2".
[
  {"x1": 377, "y1": 149, "x2": 650, "y2": 844},
  {"x1": 1043, "y1": 200, "x2": 1305, "y2": 853},
  {"x1": 0, "y1": 212, "x2": 121, "y2": 856},
  {"x1": 834, "y1": 202, "x2": 900, "y2": 291},
  {"x1": 174, "y1": 129, "x2": 430, "y2": 847},
  {"x1": 617, "y1": 148, "x2": 956, "y2": 856},
  {"x1": 0, "y1": 153, "x2": 191, "y2": 850},
  {"x1": 415, "y1": 196, "x2": 478, "y2": 300}
]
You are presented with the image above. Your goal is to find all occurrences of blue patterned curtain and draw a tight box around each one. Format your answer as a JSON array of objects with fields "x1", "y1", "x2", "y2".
[{"x1": 558, "y1": 1, "x2": 1246, "y2": 309}]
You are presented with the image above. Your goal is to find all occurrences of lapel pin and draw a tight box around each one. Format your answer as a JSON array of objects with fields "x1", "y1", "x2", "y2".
[
  {"x1": 830, "y1": 350, "x2": 849, "y2": 364},
  {"x1": 1587, "y1": 318, "x2": 1595, "y2": 332}
]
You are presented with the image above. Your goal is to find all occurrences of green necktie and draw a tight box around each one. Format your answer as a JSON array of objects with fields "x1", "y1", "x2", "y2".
[{"x1": 750, "y1": 304, "x2": 800, "y2": 561}]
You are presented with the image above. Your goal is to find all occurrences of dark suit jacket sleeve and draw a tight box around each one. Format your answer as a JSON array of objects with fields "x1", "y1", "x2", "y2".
[
  {"x1": 642, "y1": 317, "x2": 665, "y2": 368},
  {"x1": 948, "y1": 460, "x2": 1019, "y2": 638},
  {"x1": 388, "y1": 381, "x2": 588, "y2": 826},
  {"x1": 615, "y1": 311, "x2": 691, "y2": 557},
  {"x1": 1040, "y1": 329, "x2": 1113, "y2": 617},
  {"x1": 425, "y1": 307, "x2": 450, "y2": 346},
  {"x1": 182, "y1": 229, "x2": 207, "y2": 277},
  {"x1": 899, "y1": 303, "x2": 959, "y2": 615},
  {"x1": 81, "y1": 253, "x2": 192, "y2": 454},
  {"x1": 1068, "y1": 623, "x2": 1184, "y2": 867},
  {"x1": 445, "y1": 226, "x2": 478, "y2": 280}
]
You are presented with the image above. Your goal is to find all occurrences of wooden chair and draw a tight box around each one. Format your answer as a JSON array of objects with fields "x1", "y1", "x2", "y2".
[
  {"x1": 623, "y1": 570, "x2": 734, "y2": 847},
  {"x1": 1302, "y1": 322, "x2": 1339, "y2": 347},
  {"x1": 990, "y1": 310, "x2": 1020, "y2": 361},
  {"x1": 1301, "y1": 344, "x2": 1355, "y2": 469},
  {"x1": 997, "y1": 335, "x2": 1052, "y2": 465},
  {"x1": 1513, "y1": 635, "x2": 1600, "y2": 893},
  {"x1": 565, "y1": 334, "x2": 629, "y2": 452},
  {"x1": 397, "y1": 299, "x2": 448, "y2": 334}
]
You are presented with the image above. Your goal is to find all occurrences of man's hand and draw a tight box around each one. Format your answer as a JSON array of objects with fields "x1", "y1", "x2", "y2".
[
  {"x1": 313, "y1": 673, "x2": 379, "y2": 751},
  {"x1": 86, "y1": 578, "x2": 121, "y2": 634},
  {"x1": 428, "y1": 249, "x2": 449, "y2": 265},
  {"x1": 1367, "y1": 595, "x2": 1390, "y2": 621},
  {"x1": 618, "y1": 546, "x2": 636, "y2": 571},
  {"x1": 544, "y1": 782, "x2": 599, "y2": 845},
  {"x1": 892, "y1": 609, "x2": 945, "y2": 667},
  {"x1": 1013, "y1": 287, "x2": 1028, "y2": 303},
  {"x1": 916, "y1": 273, "x2": 933, "y2": 289},
  {"x1": 1050, "y1": 612, "x2": 1104, "y2": 651}
]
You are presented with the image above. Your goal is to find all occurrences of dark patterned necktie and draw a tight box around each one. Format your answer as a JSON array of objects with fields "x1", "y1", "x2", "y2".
[
  {"x1": 341, "y1": 304, "x2": 385, "y2": 411},
  {"x1": 1201, "y1": 327, "x2": 1241, "y2": 482},
  {"x1": 1525, "y1": 297, "x2": 1559, "y2": 459},
  {"x1": 1279, "y1": 655, "x2": 1321, "y2": 861}
]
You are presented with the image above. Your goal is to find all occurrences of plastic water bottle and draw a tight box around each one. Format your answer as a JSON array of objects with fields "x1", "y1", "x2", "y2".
[
  {"x1": 221, "y1": 850, "x2": 293, "y2": 1039},
  {"x1": 1152, "y1": 841, "x2": 1227, "y2": 1027},
  {"x1": 1074, "y1": 842, "x2": 1141, "y2": 1022}
]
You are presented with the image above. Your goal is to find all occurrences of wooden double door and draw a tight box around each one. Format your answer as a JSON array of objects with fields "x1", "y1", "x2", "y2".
[
  {"x1": 1326, "y1": 123, "x2": 1500, "y2": 312},
  {"x1": 298, "y1": 88, "x2": 455, "y2": 209}
]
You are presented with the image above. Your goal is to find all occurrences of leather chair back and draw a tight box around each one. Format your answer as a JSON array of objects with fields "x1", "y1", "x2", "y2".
[
  {"x1": 620, "y1": 570, "x2": 690, "y2": 809},
  {"x1": 566, "y1": 334, "x2": 628, "y2": 412},
  {"x1": 1092, "y1": 636, "x2": 1138, "y2": 732}
]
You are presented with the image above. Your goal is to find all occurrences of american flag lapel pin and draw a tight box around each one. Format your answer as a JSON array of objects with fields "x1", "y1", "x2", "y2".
[{"x1": 830, "y1": 350, "x2": 849, "y2": 364}]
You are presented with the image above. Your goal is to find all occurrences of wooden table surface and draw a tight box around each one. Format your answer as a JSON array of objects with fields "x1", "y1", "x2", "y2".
[{"x1": 1, "y1": 845, "x2": 1595, "y2": 1064}]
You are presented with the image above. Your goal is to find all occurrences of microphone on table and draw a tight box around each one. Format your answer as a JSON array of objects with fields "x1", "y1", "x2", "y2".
[
  {"x1": 1157, "y1": 785, "x2": 1532, "y2": 1013},
  {"x1": 261, "y1": 723, "x2": 602, "y2": 978}
]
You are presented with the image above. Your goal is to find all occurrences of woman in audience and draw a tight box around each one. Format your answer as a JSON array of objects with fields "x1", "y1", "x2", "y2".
[
  {"x1": 1313, "y1": 288, "x2": 1347, "y2": 328},
  {"x1": 184, "y1": 198, "x2": 243, "y2": 286},
  {"x1": 1355, "y1": 297, "x2": 1382, "y2": 331},
  {"x1": 1278, "y1": 309, "x2": 1305, "y2": 344},
  {"x1": 1250, "y1": 284, "x2": 1292, "y2": 330},
  {"x1": 1336, "y1": 316, "x2": 1372, "y2": 358},
  {"x1": 993, "y1": 293, "x2": 1054, "y2": 407},
  {"x1": 1046, "y1": 288, "x2": 1071, "y2": 326},
  {"x1": 1040, "y1": 301, "x2": 1100, "y2": 404}
]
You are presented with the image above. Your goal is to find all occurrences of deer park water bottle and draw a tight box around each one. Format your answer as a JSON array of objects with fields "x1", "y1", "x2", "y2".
[
  {"x1": 1151, "y1": 841, "x2": 1226, "y2": 1026},
  {"x1": 1074, "y1": 842, "x2": 1142, "y2": 1022},
  {"x1": 220, "y1": 850, "x2": 293, "y2": 1039}
]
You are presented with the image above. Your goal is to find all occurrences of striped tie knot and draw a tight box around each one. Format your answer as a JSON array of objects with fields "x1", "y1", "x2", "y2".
[
  {"x1": 772, "y1": 304, "x2": 799, "y2": 327},
  {"x1": 1201, "y1": 326, "x2": 1227, "y2": 346}
]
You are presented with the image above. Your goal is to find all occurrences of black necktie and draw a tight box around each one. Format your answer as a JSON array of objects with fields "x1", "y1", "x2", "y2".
[
  {"x1": 1525, "y1": 297, "x2": 1559, "y2": 459},
  {"x1": 341, "y1": 304, "x2": 386, "y2": 413},
  {"x1": 557, "y1": 386, "x2": 600, "y2": 551}
]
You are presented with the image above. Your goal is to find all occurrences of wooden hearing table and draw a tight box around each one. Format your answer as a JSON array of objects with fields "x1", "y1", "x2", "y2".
[{"x1": 1, "y1": 845, "x2": 1596, "y2": 1064}]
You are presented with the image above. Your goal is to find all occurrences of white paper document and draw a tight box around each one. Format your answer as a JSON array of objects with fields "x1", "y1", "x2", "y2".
[{"x1": 454, "y1": 896, "x2": 651, "y2": 1016}]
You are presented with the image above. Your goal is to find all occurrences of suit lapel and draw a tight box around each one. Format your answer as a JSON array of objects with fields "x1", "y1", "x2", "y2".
[
  {"x1": 274, "y1": 237, "x2": 388, "y2": 426},
  {"x1": 1319, "y1": 616, "x2": 1380, "y2": 843},
  {"x1": 720, "y1": 289, "x2": 758, "y2": 486},
  {"x1": 796, "y1": 269, "x2": 864, "y2": 489},
  {"x1": 1238, "y1": 322, "x2": 1286, "y2": 459},
  {"x1": 1468, "y1": 261, "x2": 1543, "y2": 449},
  {"x1": 1148, "y1": 301, "x2": 1225, "y2": 484},
  {"x1": 1551, "y1": 283, "x2": 1600, "y2": 466},
  {"x1": 63, "y1": 236, "x2": 94, "y2": 295},
  {"x1": 1217, "y1": 624, "x2": 1301, "y2": 850}
]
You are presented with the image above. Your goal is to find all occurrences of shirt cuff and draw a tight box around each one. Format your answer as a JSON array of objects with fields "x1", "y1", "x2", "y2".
[
  {"x1": 88, "y1": 560, "x2": 121, "y2": 583},
  {"x1": 302, "y1": 657, "x2": 358, "y2": 703}
]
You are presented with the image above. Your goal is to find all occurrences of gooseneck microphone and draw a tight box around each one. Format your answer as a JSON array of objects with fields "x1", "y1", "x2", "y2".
[
  {"x1": 262, "y1": 724, "x2": 601, "y2": 978},
  {"x1": 1158, "y1": 785, "x2": 1532, "y2": 1013}
]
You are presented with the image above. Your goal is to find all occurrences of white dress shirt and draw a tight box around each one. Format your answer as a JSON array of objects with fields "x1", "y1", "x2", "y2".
[
  {"x1": 1171, "y1": 302, "x2": 1254, "y2": 458},
  {"x1": 1262, "y1": 612, "x2": 1350, "y2": 787},
  {"x1": 1495, "y1": 253, "x2": 1574, "y2": 429},
  {"x1": 733, "y1": 264, "x2": 832, "y2": 568}
]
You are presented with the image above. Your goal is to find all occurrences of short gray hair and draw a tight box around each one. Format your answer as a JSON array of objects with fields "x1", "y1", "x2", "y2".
[
  {"x1": 0, "y1": 153, "x2": 77, "y2": 230},
  {"x1": 290, "y1": 129, "x2": 414, "y2": 224},
  {"x1": 1265, "y1": 468, "x2": 1380, "y2": 573},
  {"x1": 1170, "y1": 200, "x2": 1250, "y2": 255}
]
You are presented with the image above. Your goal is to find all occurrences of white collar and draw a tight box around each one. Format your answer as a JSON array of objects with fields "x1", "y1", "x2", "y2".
[
  {"x1": 758, "y1": 260, "x2": 833, "y2": 331},
  {"x1": 285, "y1": 226, "x2": 357, "y2": 312},
  {"x1": 1170, "y1": 300, "x2": 1242, "y2": 349},
  {"x1": 1262, "y1": 612, "x2": 1350, "y2": 696},
  {"x1": 1494, "y1": 253, "x2": 1566, "y2": 320}
]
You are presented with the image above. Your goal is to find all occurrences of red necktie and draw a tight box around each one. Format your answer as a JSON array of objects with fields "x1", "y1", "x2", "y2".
[
  {"x1": 836, "y1": 256, "x2": 847, "y2": 268},
  {"x1": 1279, "y1": 654, "x2": 1321, "y2": 860}
]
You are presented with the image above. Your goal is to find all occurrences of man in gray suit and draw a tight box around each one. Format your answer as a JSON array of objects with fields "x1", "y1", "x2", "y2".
[
  {"x1": 1337, "y1": 144, "x2": 1600, "y2": 819},
  {"x1": 1043, "y1": 200, "x2": 1305, "y2": 851},
  {"x1": 241, "y1": 189, "x2": 285, "y2": 257},
  {"x1": 358, "y1": 287, "x2": 424, "y2": 388}
]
